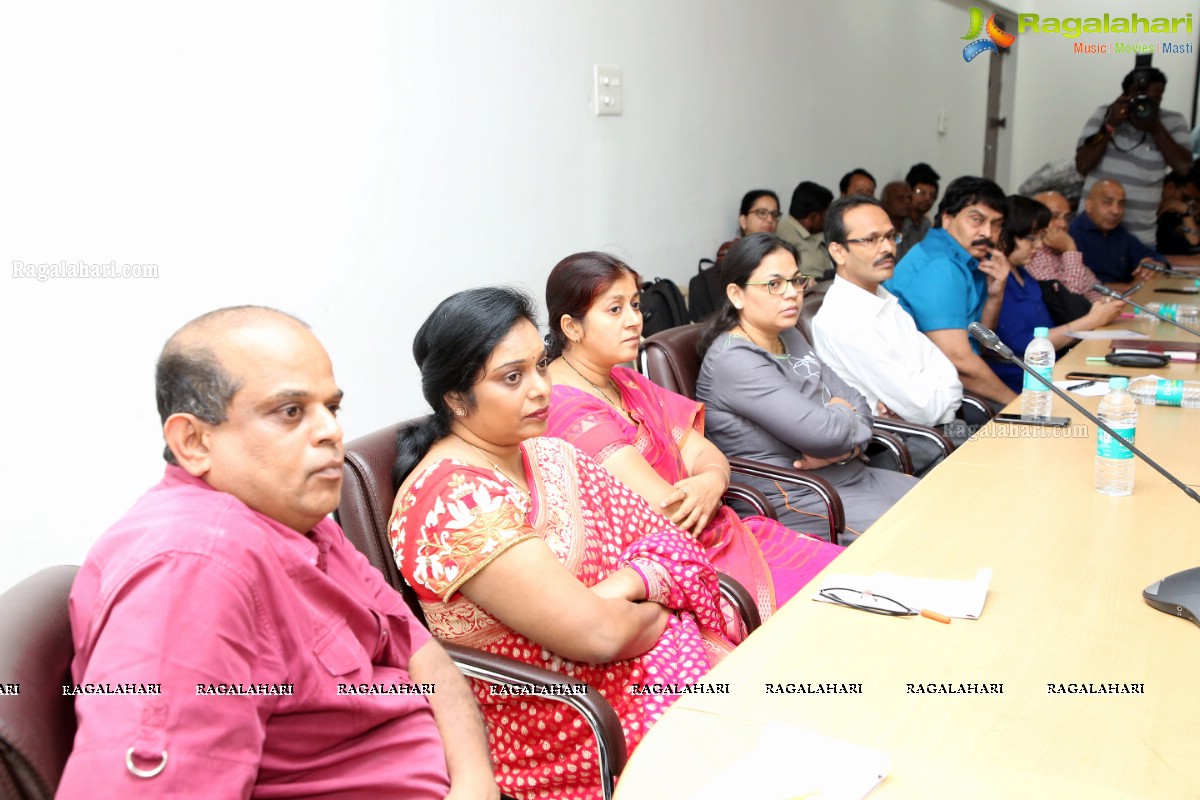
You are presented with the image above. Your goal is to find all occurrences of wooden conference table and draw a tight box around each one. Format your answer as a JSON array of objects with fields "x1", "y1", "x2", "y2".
[{"x1": 614, "y1": 275, "x2": 1200, "y2": 799}]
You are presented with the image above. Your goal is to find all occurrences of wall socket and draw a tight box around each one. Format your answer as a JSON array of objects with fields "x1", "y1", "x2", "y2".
[{"x1": 593, "y1": 65, "x2": 623, "y2": 116}]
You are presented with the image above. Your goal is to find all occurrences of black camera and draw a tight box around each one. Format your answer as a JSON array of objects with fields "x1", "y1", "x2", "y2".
[{"x1": 1127, "y1": 54, "x2": 1160, "y2": 123}]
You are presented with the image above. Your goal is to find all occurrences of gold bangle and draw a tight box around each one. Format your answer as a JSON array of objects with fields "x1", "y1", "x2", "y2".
[{"x1": 697, "y1": 462, "x2": 730, "y2": 485}]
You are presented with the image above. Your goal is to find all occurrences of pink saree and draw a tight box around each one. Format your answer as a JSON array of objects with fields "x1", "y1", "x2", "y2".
[
  {"x1": 390, "y1": 436, "x2": 734, "y2": 800},
  {"x1": 546, "y1": 366, "x2": 843, "y2": 621}
]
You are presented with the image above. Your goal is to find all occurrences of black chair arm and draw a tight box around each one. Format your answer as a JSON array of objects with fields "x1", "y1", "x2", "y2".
[
  {"x1": 721, "y1": 481, "x2": 777, "y2": 520},
  {"x1": 716, "y1": 573, "x2": 763, "y2": 635},
  {"x1": 443, "y1": 643, "x2": 628, "y2": 800},
  {"x1": 725, "y1": 457, "x2": 846, "y2": 545},
  {"x1": 959, "y1": 392, "x2": 996, "y2": 427},
  {"x1": 872, "y1": 418, "x2": 955, "y2": 457},
  {"x1": 867, "y1": 430, "x2": 914, "y2": 475}
]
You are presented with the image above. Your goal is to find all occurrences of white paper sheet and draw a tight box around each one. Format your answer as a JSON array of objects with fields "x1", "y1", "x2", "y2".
[
  {"x1": 1066, "y1": 330, "x2": 1149, "y2": 340},
  {"x1": 814, "y1": 568, "x2": 992, "y2": 620},
  {"x1": 1054, "y1": 379, "x2": 1110, "y2": 397},
  {"x1": 689, "y1": 721, "x2": 890, "y2": 800}
]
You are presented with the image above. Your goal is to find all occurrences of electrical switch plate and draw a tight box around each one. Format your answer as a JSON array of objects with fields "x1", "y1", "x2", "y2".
[{"x1": 593, "y1": 65, "x2": 623, "y2": 116}]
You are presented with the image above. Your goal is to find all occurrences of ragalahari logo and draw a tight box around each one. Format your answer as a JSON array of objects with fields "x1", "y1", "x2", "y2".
[{"x1": 962, "y1": 7, "x2": 1015, "y2": 62}]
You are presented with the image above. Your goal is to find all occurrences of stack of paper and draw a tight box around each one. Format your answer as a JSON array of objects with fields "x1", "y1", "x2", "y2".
[
  {"x1": 814, "y1": 568, "x2": 992, "y2": 620},
  {"x1": 690, "y1": 722, "x2": 890, "y2": 800}
]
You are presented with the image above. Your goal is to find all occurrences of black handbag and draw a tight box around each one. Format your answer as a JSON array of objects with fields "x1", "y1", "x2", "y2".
[{"x1": 1038, "y1": 279, "x2": 1092, "y2": 326}]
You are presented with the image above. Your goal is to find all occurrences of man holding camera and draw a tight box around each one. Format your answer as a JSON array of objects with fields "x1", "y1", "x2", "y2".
[{"x1": 1075, "y1": 60, "x2": 1193, "y2": 248}]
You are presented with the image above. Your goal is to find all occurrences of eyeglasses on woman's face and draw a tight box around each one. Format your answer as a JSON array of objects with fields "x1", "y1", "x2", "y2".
[
  {"x1": 1021, "y1": 230, "x2": 1048, "y2": 244},
  {"x1": 743, "y1": 274, "x2": 814, "y2": 295},
  {"x1": 748, "y1": 208, "x2": 783, "y2": 221}
]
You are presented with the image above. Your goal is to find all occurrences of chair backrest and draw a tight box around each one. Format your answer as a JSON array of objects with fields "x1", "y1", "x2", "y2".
[
  {"x1": 338, "y1": 418, "x2": 429, "y2": 623},
  {"x1": 640, "y1": 324, "x2": 705, "y2": 400},
  {"x1": 797, "y1": 278, "x2": 832, "y2": 344},
  {"x1": 0, "y1": 565, "x2": 79, "y2": 800}
]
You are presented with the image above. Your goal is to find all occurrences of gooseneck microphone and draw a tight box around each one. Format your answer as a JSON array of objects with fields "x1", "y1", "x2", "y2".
[
  {"x1": 1139, "y1": 260, "x2": 1195, "y2": 279},
  {"x1": 1092, "y1": 283, "x2": 1200, "y2": 338},
  {"x1": 967, "y1": 322, "x2": 1200, "y2": 504}
]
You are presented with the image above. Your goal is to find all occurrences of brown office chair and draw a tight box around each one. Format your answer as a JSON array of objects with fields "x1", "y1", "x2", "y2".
[
  {"x1": 0, "y1": 565, "x2": 79, "y2": 800},
  {"x1": 338, "y1": 420, "x2": 766, "y2": 799},
  {"x1": 639, "y1": 323, "x2": 920, "y2": 472}
]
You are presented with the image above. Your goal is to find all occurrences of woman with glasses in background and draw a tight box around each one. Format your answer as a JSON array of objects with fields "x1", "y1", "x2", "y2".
[
  {"x1": 544, "y1": 252, "x2": 843, "y2": 628},
  {"x1": 989, "y1": 195, "x2": 1124, "y2": 393},
  {"x1": 715, "y1": 189, "x2": 782, "y2": 265},
  {"x1": 696, "y1": 233, "x2": 917, "y2": 543}
]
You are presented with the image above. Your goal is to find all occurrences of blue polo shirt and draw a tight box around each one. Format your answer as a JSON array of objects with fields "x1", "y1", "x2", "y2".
[
  {"x1": 884, "y1": 228, "x2": 987, "y2": 351},
  {"x1": 1069, "y1": 213, "x2": 1163, "y2": 283}
]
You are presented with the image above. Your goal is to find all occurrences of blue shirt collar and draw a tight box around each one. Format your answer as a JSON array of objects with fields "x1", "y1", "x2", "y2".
[{"x1": 923, "y1": 227, "x2": 979, "y2": 271}]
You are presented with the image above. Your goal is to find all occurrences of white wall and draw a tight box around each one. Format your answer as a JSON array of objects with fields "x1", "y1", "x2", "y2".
[
  {"x1": 1008, "y1": 0, "x2": 1198, "y2": 188},
  {"x1": 3, "y1": 0, "x2": 1165, "y2": 591}
]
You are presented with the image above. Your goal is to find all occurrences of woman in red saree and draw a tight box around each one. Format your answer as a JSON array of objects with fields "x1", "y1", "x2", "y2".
[
  {"x1": 543, "y1": 252, "x2": 844, "y2": 625},
  {"x1": 389, "y1": 287, "x2": 735, "y2": 800}
]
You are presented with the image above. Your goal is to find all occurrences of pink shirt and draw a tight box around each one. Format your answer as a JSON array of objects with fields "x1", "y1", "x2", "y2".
[
  {"x1": 59, "y1": 466, "x2": 450, "y2": 799},
  {"x1": 1025, "y1": 246, "x2": 1104, "y2": 303}
]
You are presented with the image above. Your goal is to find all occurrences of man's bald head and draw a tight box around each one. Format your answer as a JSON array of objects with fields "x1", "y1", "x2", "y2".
[
  {"x1": 1032, "y1": 191, "x2": 1071, "y2": 233},
  {"x1": 881, "y1": 181, "x2": 914, "y2": 221},
  {"x1": 155, "y1": 306, "x2": 309, "y2": 462},
  {"x1": 1084, "y1": 180, "x2": 1127, "y2": 232},
  {"x1": 1088, "y1": 180, "x2": 1124, "y2": 202}
]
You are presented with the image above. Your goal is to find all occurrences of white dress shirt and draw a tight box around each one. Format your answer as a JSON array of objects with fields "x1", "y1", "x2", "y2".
[{"x1": 811, "y1": 275, "x2": 962, "y2": 426}]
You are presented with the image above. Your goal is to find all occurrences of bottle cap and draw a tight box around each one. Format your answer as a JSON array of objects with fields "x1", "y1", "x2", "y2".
[
  {"x1": 1034, "y1": 326, "x2": 1049, "y2": 338},
  {"x1": 1109, "y1": 377, "x2": 1129, "y2": 390}
]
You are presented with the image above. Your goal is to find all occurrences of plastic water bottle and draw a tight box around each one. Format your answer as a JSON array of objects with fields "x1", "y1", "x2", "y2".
[
  {"x1": 1129, "y1": 377, "x2": 1200, "y2": 408},
  {"x1": 1095, "y1": 377, "x2": 1137, "y2": 496},
  {"x1": 1020, "y1": 326, "x2": 1054, "y2": 420},
  {"x1": 1144, "y1": 302, "x2": 1180, "y2": 321},
  {"x1": 1177, "y1": 304, "x2": 1200, "y2": 326}
]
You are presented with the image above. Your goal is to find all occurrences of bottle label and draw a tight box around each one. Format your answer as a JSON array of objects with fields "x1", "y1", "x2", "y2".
[
  {"x1": 1155, "y1": 379, "x2": 1183, "y2": 407},
  {"x1": 1097, "y1": 425, "x2": 1136, "y2": 460},
  {"x1": 1022, "y1": 365, "x2": 1053, "y2": 392}
]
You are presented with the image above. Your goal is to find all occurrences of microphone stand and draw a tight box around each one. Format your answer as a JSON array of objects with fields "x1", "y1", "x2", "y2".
[
  {"x1": 967, "y1": 323, "x2": 1200, "y2": 505},
  {"x1": 1144, "y1": 262, "x2": 1197, "y2": 279},
  {"x1": 1093, "y1": 283, "x2": 1200, "y2": 338}
]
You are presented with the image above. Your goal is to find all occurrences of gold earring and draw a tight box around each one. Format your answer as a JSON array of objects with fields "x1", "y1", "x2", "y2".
[{"x1": 454, "y1": 407, "x2": 465, "y2": 417}]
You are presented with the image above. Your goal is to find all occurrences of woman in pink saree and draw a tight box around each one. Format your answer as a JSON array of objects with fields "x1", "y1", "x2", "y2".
[
  {"x1": 543, "y1": 253, "x2": 844, "y2": 625},
  {"x1": 389, "y1": 287, "x2": 735, "y2": 800}
]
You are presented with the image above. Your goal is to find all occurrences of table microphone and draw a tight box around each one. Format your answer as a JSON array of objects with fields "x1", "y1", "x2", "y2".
[
  {"x1": 966, "y1": 321, "x2": 1200, "y2": 505},
  {"x1": 1139, "y1": 260, "x2": 1196, "y2": 279},
  {"x1": 1093, "y1": 283, "x2": 1200, "y2": 338},
  {"x1": 970, "y1": 322, "x2": 1200, "y2": 628}
]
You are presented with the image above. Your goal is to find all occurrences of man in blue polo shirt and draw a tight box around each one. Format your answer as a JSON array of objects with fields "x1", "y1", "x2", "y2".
[
  {"x1": 885, "y1": 176, "x2": 1016, "y2": 407},
  {"x1": 1069, "y1": 179, "x2": 1167, "y2": 286}
]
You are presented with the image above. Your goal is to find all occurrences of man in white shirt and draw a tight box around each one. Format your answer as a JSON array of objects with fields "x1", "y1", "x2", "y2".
[{"x1": 812, "y1": 195, "x2": 963, "y2": 432}]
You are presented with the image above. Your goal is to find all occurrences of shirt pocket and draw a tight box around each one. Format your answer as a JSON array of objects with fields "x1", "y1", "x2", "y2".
[{"x1": 313, "y1": 618, "x2": 369, "y2": 678}]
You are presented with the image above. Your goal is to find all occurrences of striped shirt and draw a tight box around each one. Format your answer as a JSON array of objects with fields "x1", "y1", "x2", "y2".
[{"x1": 1077, "y1": 105, "x2": 1191, "y2": 247}]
